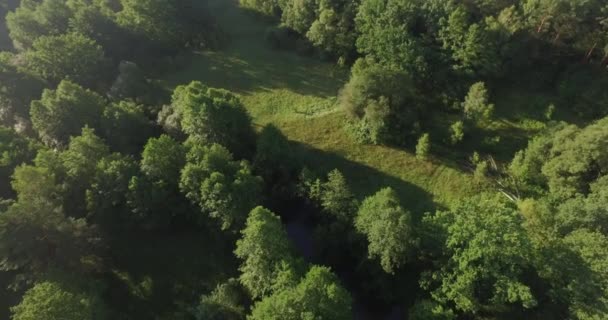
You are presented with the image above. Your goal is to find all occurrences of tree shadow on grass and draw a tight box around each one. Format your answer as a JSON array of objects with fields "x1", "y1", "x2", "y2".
[
  {"x1": 291, "y1": 141, "x2": 438, "y2": 217},
  {"x1": 166, "y1": 49, "x2": 347, "y2": 98},
  {"x1": 164, "y1": 0, "x2": 347, "y2": 97}
]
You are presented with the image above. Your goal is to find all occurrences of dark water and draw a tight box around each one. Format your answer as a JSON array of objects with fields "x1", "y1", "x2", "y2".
[{"x1": 284, "y1": 204, "x2": 403, "y2": 320}]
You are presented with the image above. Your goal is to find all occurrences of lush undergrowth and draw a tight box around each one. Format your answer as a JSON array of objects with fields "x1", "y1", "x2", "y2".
[{"x1": 163, "y1": 0, "x2": 487, "y2": 212}]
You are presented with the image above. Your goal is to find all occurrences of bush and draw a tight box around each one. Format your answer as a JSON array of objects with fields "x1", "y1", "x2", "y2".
[
  {"x1": 416, "y1": 133, "x2": 431, "y2": 160},
  {"x1": 449, "y1": 120, "x2": 465, "y2": 145}
]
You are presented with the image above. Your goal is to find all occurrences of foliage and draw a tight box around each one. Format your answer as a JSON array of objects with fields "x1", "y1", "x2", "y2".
[
  {"x1": 117, "y1": 0, "x2": 217, "y2": 49},
  {"x1": 306, "y1": 0, "x2": 359, "y2": 61},
  {"x1": 126, "y1": 134, "x2": 188, "y2": 225},
  {"x1": 422, "y1": 193, "x2": 537, "y2": 313},
  {"x1": 449, "y1": 120, "x2": 464, "y2": 145},
  {"x1": 408, "y1": 299, "x2": 455, "y2": 320},
  {"x1": 355, "y1": 0, "x2": 430, "y2": 76},
  {"x1": 510, "y1": 117, "x2": 608, "y2": 201},
  {"x1": 234, "y1": 206, "x2": 301, "y2": 298},
  {"x1": 320, "y1": 169, "x2": 358, "y2": 222},
  {"x1": 438, "y1": 6, "x2": 500, "y2": 76},
  {"x1": 194, "y1": 278, "x2": 247, "y2": 320},
  {"x1": 416, "y1": 133, "x2": 430, "y2": 160},
  {"x1": 0, "y1": 184, "x2": 101, "y2": 276},
  {"x1": 462, "y1": 82, "x2": 494, "y2": 125},
  {"x1": 10, "y1": 280, "x2": 107, "y2": 320},
  {"x1": 85, "y1": 153, "x2": 139, "y2": 228},
  {"x1": 0, "y1": 126, "x2": 37, "y2": 196},
  {"x1": 355, "y1": 187, "x2": 416, "y2": 274},
  {"x1": 6, "y1": 0, "x2": 72, "y2": 50},
  {"x1": 0, "y1": 52, "x2": 44, "y2": 126},
  {"x1": 340, "y1": 58, "x2": 421, "y2": 145},
  {"x1": 181, "y1": 143, "x2": 262, "y2": 230},
  {"x1": 141, "y1": 135, "x2": 185, "y2": 187},
  {"x1": 23, "y1": 32, "x2": 107, "y2": 86},
  {"x1": 248, "y1": 265, "x2": 352, "y2": 320},
  {"x1": 169, "y1": 81, "x2": 256, "y2": 158},
  {"x1": 44, "y1": 128, "x2": 111, "y2": 216},
  {"x1": 101, "y1": 100, "x2": 155, "y2": 154},
  {"x1": 253, "y1": 124, "x2": 299, "y2": 195},
  {"x1": 30, "y1": 80, "x2": 106, "y2": 147},
  {"x1": 240, "y1": 0, "x2": 282, "y2": 17}
]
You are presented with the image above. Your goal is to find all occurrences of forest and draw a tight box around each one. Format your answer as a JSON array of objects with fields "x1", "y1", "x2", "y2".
[{"x1": 0, "y1": 0, "x2": 607, "y2": 319}]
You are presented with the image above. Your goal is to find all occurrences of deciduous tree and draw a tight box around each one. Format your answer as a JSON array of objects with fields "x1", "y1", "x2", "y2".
[{"x1": 355, "y1": 187, "x2": 416, "y2": 274}]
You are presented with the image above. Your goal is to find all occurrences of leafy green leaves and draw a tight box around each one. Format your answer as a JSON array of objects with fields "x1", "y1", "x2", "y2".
[{"x1": 355, "y1": 187, "x2": 416, "y2": 274}]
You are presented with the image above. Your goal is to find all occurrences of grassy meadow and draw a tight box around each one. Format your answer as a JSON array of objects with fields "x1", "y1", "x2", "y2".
[{"x1": 163, "y1": 0, "x2": 488, "y2": 213}]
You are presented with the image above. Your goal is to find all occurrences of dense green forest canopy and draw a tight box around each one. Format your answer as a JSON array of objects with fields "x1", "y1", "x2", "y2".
[{"x1": 0, "y1": 0, "x2": 607, "y2": 319}]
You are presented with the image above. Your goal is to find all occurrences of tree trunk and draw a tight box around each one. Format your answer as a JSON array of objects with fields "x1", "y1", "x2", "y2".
[
  {"x1": 537, "y1": 16, "x2": 548, "y2": 33},
  {"x1": 601, "y1": 52, "x2": 608, "y2": 66},
  {"x1": 583, "y1": 42, "x2": 597, "y2": 63},
  {"x1": 552, "y1": 32, "x2": 560, "y2": 45}
]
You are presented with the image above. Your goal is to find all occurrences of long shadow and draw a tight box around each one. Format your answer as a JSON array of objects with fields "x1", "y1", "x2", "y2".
[
  {"x1": 165, "y1": 0, "x2": 347, "y2": 97},
  {"x1": 291, "y1": 141, "x2": 438, "y2": 216},
  {"x1": 167, "y1": 48, "x2": 346, "y2": 98}
]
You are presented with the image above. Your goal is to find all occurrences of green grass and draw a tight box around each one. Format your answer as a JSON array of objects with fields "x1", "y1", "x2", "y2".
[{"x1": 162, "y1": 0, "x2": 485, "y2": 212}]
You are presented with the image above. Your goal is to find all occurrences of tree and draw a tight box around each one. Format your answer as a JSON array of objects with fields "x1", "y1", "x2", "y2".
[
  {"x1": 281, "y1": 0, "x2": 318, "y2": 34},
  {"x1": 101, "y1": 100, "x2": 155, "y2": 154},
  {"x1": 234, "y1": 206, "x2": 301, "y2": 298},
  {"x1": 408, "y1": 299, "x2": 455, "y2": 320},
  {"x1": 339, "y1": 58, "x2": 421, "y2": 145},
  {"x1": 6, "y1": 0, "x2": 72, "y2": 50},
  {"x1": 140, "y1": 135, "x2": 185, "y2": 187},
  {"x1": 462, "y1": 82, "x2": 494, "y2": 124},
  {"x1": 240, "y1": 0, "x2": 282, "y2": 17},
  {"x1": 0, "y1": 187, "x2": 101, "y2": 277},
  {"x1": 0, "y1": 52, "x2": 44, "y2": 127},
  {"x1": 23, "y1": 32, "x2": 106, "y2": 86},
  {"x1": 355, "y1": 187, "x2": 416, "y2": 274},
  {"x1": 54, "y1": 128, "x2": 111, "y2": 217},
  {"x1": 306, "y1": 0, "x2": 359, "y2": 61},
  {"x1": 558, "y1": 229, "x2": 608, "y2": 319},
  {"x1": 249, "y1": 265, "x2": 352, "y2": 320},
  {"x1": 85, "y1": 154, "x2": 139, "y2": 228},
  {"x1": 116, "y1": 0, "x2": 180, "y2": 46},
  {"x1": 30, "y1": 80, "x2": 106, "y2": 148},
  {"x1": 117, "y1": 0, "x2": 215, "y2": 49},
  {"x1": 194, "y1": 278, "x2": 247, "y2": 320},
  {"x1": 126, "y1": 134, "x2": 188, "y2": 225},
  {"x1": 416, "y1": 133, "x2": 431, "y2": 160},
  {"x1": 180, "y1": 143, "x2": 262, "y2": 231},
  {"x1": 169, "y1": 81, "x2": 256, "y2": 158},
  {"x1": 523, "y1": 0, "x2": 608, "y2": 57},
  {"x1": 10, "y1": 280, "x2": 106, "y2": 320},
  {"x1": 510, "y1": 117, "x2": 608, "y2": 201},
  {"x1": 438, "y1": 6, "x2": 500, "y2": 76},
  {"x1": 449, "y1": 120, "x2": 464, "y2": 145},
  {"x1": 554, "y1": 175, "x2": 608, "y2": 235},
  {"x1": 355, "y1": 0, "x2": 430, "y2": 75},
  {"x1": 0, "y1": 126, "x2": 37, "y2": 197},
  {"x1": 253, "y1": 124, "x2": 298, "y2": 185},
  {"x1": 320, "y1": 169, "x2": 358, "y2": 222},
  {"x1": 422, "y1": 193, "x2": 536, "y2": 313}
]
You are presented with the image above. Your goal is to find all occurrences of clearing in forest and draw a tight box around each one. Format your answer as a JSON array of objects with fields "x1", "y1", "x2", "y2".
[{"x1": 163, "y1": 0, "x2": 484, "y2": 211}]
